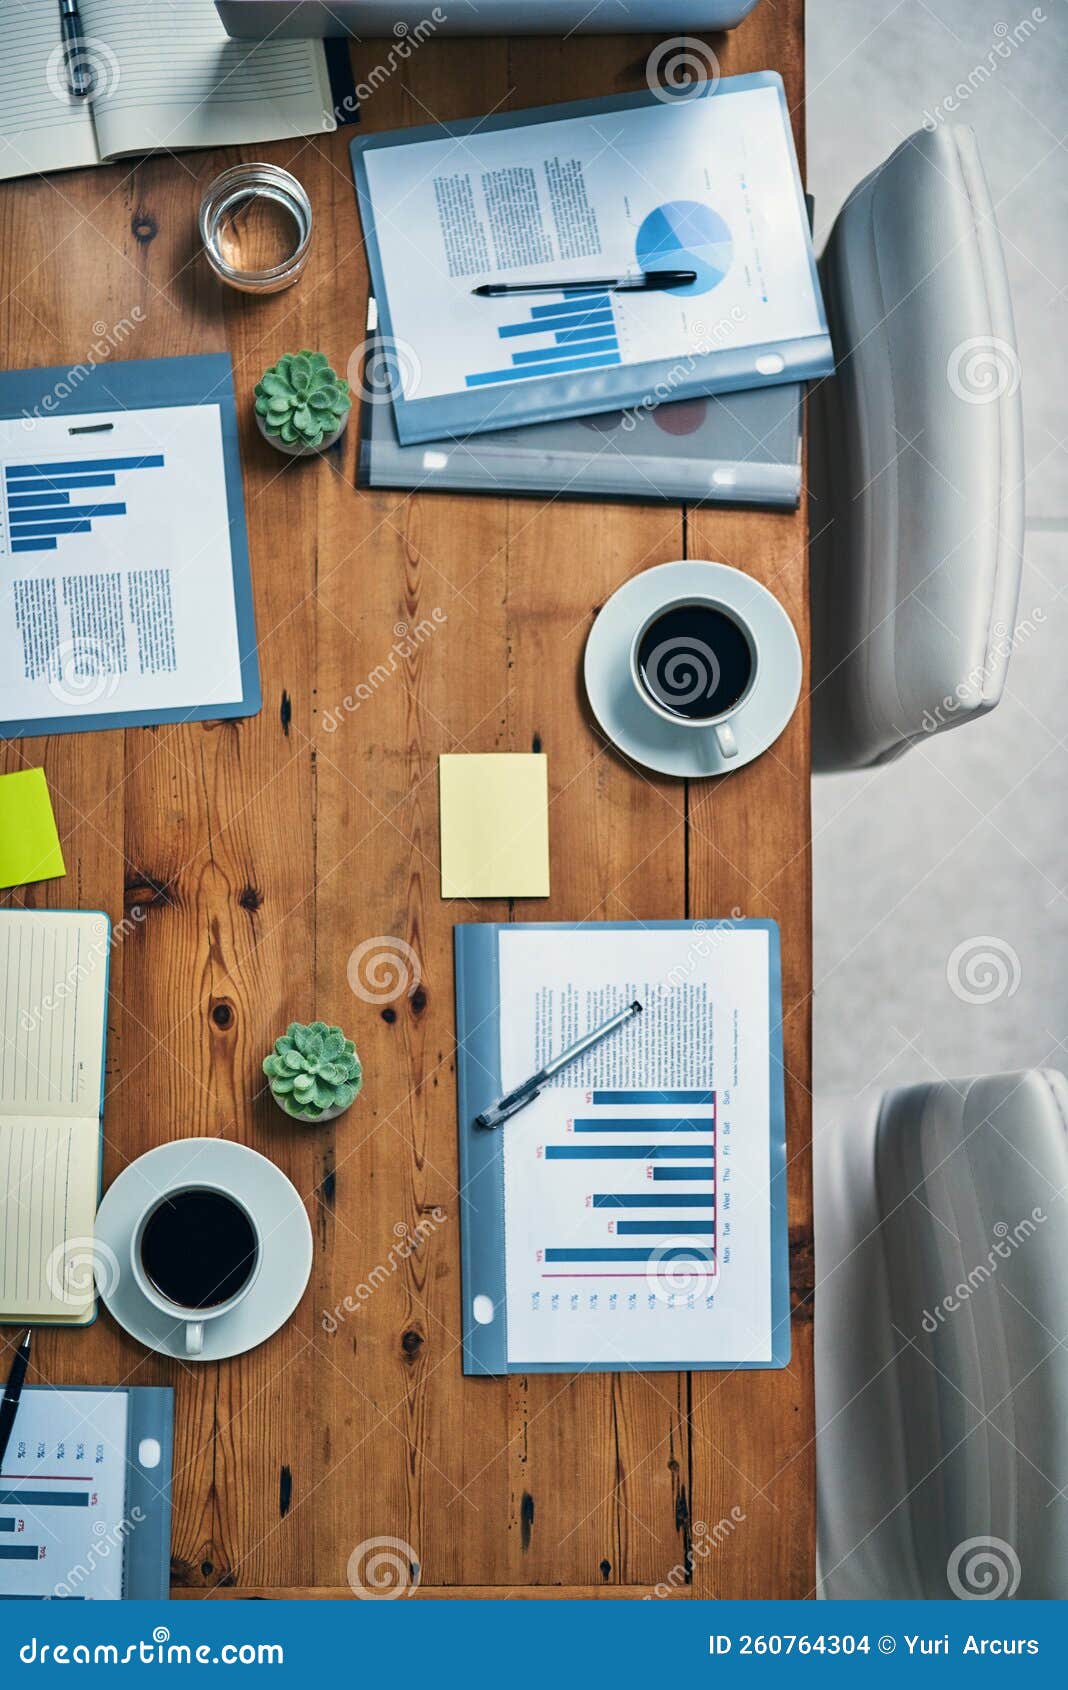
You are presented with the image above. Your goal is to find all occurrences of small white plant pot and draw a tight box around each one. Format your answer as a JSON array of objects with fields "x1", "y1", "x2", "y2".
[
  {"x1": 256, "y1": 410, "x2": 349, "y2": 457},
  {"x1": 269, "y1": 1092, "x2": 352, "y2": 1125}
]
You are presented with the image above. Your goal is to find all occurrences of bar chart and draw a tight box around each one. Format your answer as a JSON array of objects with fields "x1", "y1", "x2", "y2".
[
  {"x1": 3, "y1": 453, "x2": 165, "y2": 555},
  {"x1": 465, "y1": 291, "x2": 622, "y2": 388},
  {"x1": 0, "y1": 1479, "x2": 90, "y2": 1569},
  {"x1": 540, "y1": 1087, "x2": 716, "y2": 1276}
]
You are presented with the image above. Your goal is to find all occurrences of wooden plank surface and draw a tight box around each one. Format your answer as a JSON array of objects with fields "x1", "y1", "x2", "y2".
[{"x1": 0, "y1": 1, "x2": 812, "y2": 1599}]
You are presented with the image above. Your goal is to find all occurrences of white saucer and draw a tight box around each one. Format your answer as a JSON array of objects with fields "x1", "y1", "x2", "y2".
[
  {"x1": 584, "y1": 559, "x2": 802, "y2": 778},
  {"x1": 94, "y1": 1138, "x2": 313, "y2": 1362}
]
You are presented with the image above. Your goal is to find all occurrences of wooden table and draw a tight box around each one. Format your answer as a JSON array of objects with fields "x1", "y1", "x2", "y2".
[{"x1": 0, "y1": 4, "x2": 813, "y2": 1601}]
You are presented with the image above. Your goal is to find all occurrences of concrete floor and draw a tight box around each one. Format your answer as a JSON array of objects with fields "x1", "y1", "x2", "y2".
[{"x1": 806, "y1": 0, "x2": 1068, "y2": 1094}]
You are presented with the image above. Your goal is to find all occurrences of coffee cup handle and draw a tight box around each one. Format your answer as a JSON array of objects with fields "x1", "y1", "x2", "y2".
[
  {"x1": 715, "y1": 721, "x2": 739, "y2": 759},
  {"x1": 184, "y1": 1321, "x2": 204, "y2": 1356}
]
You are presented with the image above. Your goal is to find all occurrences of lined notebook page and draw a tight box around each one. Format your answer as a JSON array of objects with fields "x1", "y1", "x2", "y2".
[
  {"x1": 0, "y1": 1, "x2": 100, "y2": 182},
  {"x1": 86, "y1": 0, "x2": 335, "y2": 159},
  {"x1": 0, "y1": 912, "x2": 110, "y2": 1117},
  {"x1": 0, "y1": 1117, "x2": 99, "y2": 1319}
]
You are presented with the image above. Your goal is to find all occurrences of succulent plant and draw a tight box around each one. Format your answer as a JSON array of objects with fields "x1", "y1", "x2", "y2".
[
  {"x1": 263, "y1": 1021, "x2": 362, "y2": 1121},
  {"x1": 254, "y1": 351, "x2": 351, "y2": 451}
]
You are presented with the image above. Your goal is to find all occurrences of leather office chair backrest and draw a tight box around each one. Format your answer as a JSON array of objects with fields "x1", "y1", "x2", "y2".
[
  {"x1": 810, "y1": 126, "x2": 1025, "y2": 773},
  {"x1": 815, "y1": 1070, "x2": 1068, "y2": 1599},
  {"x1": 216, "y1": 2, "x2": 763, "y2": 36}
]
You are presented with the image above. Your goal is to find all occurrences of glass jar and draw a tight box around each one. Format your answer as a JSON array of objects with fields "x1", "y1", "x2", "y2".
[{"x1": 198, "y1": 163, "x2": 312, "y2": 295}]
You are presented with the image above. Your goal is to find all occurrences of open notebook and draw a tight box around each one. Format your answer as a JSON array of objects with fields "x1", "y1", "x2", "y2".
[
  {"x1": 1, "y1": 0, "x2": 338, "y2": 182},
  {"x1": 0, "y1": 910, "x2": 111, "y2": 1326}
]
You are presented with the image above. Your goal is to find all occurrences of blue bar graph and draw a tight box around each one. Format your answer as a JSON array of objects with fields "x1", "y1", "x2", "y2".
[
  {"x1": 0, "y1": 1518, "x2": 13, "y2": 1531},
  {"x1": 0, "y1": 1544, "x2": 39, "y2": 1561},
  {"x1": 617, "y1": 1221, "x2": 715, "y2": 1236},
  {"x1": 545, "y1": 1248, "x2": 715, "y2": 1263},
  {"x1": 4, "y1": 454, "x2": 161, "y2": 555},
  {"x1": 592, "y1": 1090, "x2": 714, "y2": 1105},
  {"x1": 653, "y1": 1166, "x2": 714, "y2": 1181},
  {"x1": 593, "y1": 1194, "x2": 714, "y2": 1208},
  {"x1": 7, "y1": 491, "x2": 72, "y2": 508},
  {"x1": 10, "y1": 502, "x2": 126, "y2": 523},
  {"x1": 5, "y1": 455, "x2": 164, "y2": 478},
  {"x1": 573, "y1": 1118, "x2": 710, "y2": 1133},
  {"x1": 546, "y1": 1144, "x2": 713, "y2": 1160},
  {"x1": 0, "y1": 1490, "x2": 88, "y2": 1508},
  {"x1": 499, "y1": 311, "x2": 613, "y2": 338},
  {"x1": 466, "y1": 292, "x2": 622, "y2": 388}
]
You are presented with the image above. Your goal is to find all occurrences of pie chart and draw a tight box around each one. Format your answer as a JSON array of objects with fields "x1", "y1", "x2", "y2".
[{"x1": 635, "y1": 201, "x2": 733, "y2": 294}]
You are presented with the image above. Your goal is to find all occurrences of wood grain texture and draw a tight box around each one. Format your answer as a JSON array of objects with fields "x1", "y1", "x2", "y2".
[
  {"x1": 172, "y1": 1586, "x2": 689, "y2": 1600},
  {"x1": 0, "y1": 3, "x2": 812, "y2": 1599}
]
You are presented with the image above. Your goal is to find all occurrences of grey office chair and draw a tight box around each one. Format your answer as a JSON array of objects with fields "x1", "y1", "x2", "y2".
[
  {"x1": 810, "y1": 125, "x2": 1025, "y2": 774},
  {"x1": 815, "y1": 1070, "x2": 1068, "y2": 1599}
]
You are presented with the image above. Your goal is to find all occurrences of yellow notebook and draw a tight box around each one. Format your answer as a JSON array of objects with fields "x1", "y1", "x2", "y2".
[
  {"x1": 439, "y1": 754, "x2": 550, "y2": 899},
  {"x1": 0, "y1": 910, "x2": 111, "y2": 1326}
]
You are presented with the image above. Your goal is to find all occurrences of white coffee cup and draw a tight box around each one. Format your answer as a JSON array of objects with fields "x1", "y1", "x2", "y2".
[
  {"x1": 130, "y1": 1183, "x2": 261, "y2": 1356},
  {"x1": 629, "y1": 594, "x2": 759, "y2": 758}
]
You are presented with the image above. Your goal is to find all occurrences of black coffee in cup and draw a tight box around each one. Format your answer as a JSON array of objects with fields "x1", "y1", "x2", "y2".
[
  {"x1": 637, "y1": 602, "x2": 754, "y2": 721},
  {"x1": 139, "y1": 1188, "x2": 258, "y2": 1310}
]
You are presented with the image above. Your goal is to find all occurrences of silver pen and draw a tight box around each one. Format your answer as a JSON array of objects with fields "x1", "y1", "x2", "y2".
[
  {"x1": 59, "y1": 0, "x2": 93, "y2": 98},
  {"x1": 476, "y1": 1001, "x2": 642, "y2": 1130}
]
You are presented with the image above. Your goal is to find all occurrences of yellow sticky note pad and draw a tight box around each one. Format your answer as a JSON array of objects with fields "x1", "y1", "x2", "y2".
[
  {"x1": 0, "y1": 768, "x2": 66, "y2": 890},
  {"x1": 439, "y1": 754, "x2": 550, "y2": 899}
]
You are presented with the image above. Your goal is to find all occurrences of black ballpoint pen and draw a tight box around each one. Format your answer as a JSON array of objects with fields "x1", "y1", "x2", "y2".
[
  {"x1": 476, "y1": 1001, "x2": 642, "y2": 1129},
  {"x1": 473, "y1": 270, "x2": 697, "y2": 298},
  {"x1": 0, "y1": 1330, "x2": 32, "y2": 1473},
  {"x1": 59, "y1": 0, "x2": 93, "y2": 99}
]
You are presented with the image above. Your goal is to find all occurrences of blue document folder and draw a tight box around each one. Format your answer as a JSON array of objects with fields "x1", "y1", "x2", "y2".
[
  {"x1": 0, "y1": 1386, "x2": 173, "y2": 1600},
  {"x1": 351, "y1": 73, "x2": 832, "y2": 444},
  {"x1": 455, "y1": 919, "x2": 790, "y2": 1375},
  {"x1": 0, "y1": 354, "x2": 260, "y2": 739}
]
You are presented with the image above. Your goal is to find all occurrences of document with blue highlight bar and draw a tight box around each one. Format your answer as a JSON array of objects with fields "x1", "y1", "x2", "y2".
[
  {"x1": 455, "y1": 920, "x2": 790, "y2": 1373},
  {"x1": 351, "y1": 74, "x2": 830, "y2": 444},
  {"x1": 0, "y1": 355, "x2": 259, "y2": 738}
]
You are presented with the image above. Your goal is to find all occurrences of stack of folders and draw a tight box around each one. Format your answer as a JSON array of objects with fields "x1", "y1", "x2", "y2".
[{"x1": 350, "y1": 73, "x2": 831, "y2": 510}]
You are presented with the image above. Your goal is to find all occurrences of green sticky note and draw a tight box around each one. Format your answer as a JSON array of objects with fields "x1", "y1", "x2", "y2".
[{"x1": 0, "y1": 768, "x2": 66, "y2": 889}]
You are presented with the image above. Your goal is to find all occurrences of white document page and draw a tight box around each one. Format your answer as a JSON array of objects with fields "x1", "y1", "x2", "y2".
[
  {"x1": 0, "y1": 1390, "x2": 129, "y2": 1598},
  {"x1": 363, "y1": 85, "x2": 822, "y2": 401},
  {"x1": 0, "y1": 404, "x2": 244, "y2": 725},
  {"x1": 498, "y1": 925, "x2": 774, "y2": 1367}
]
